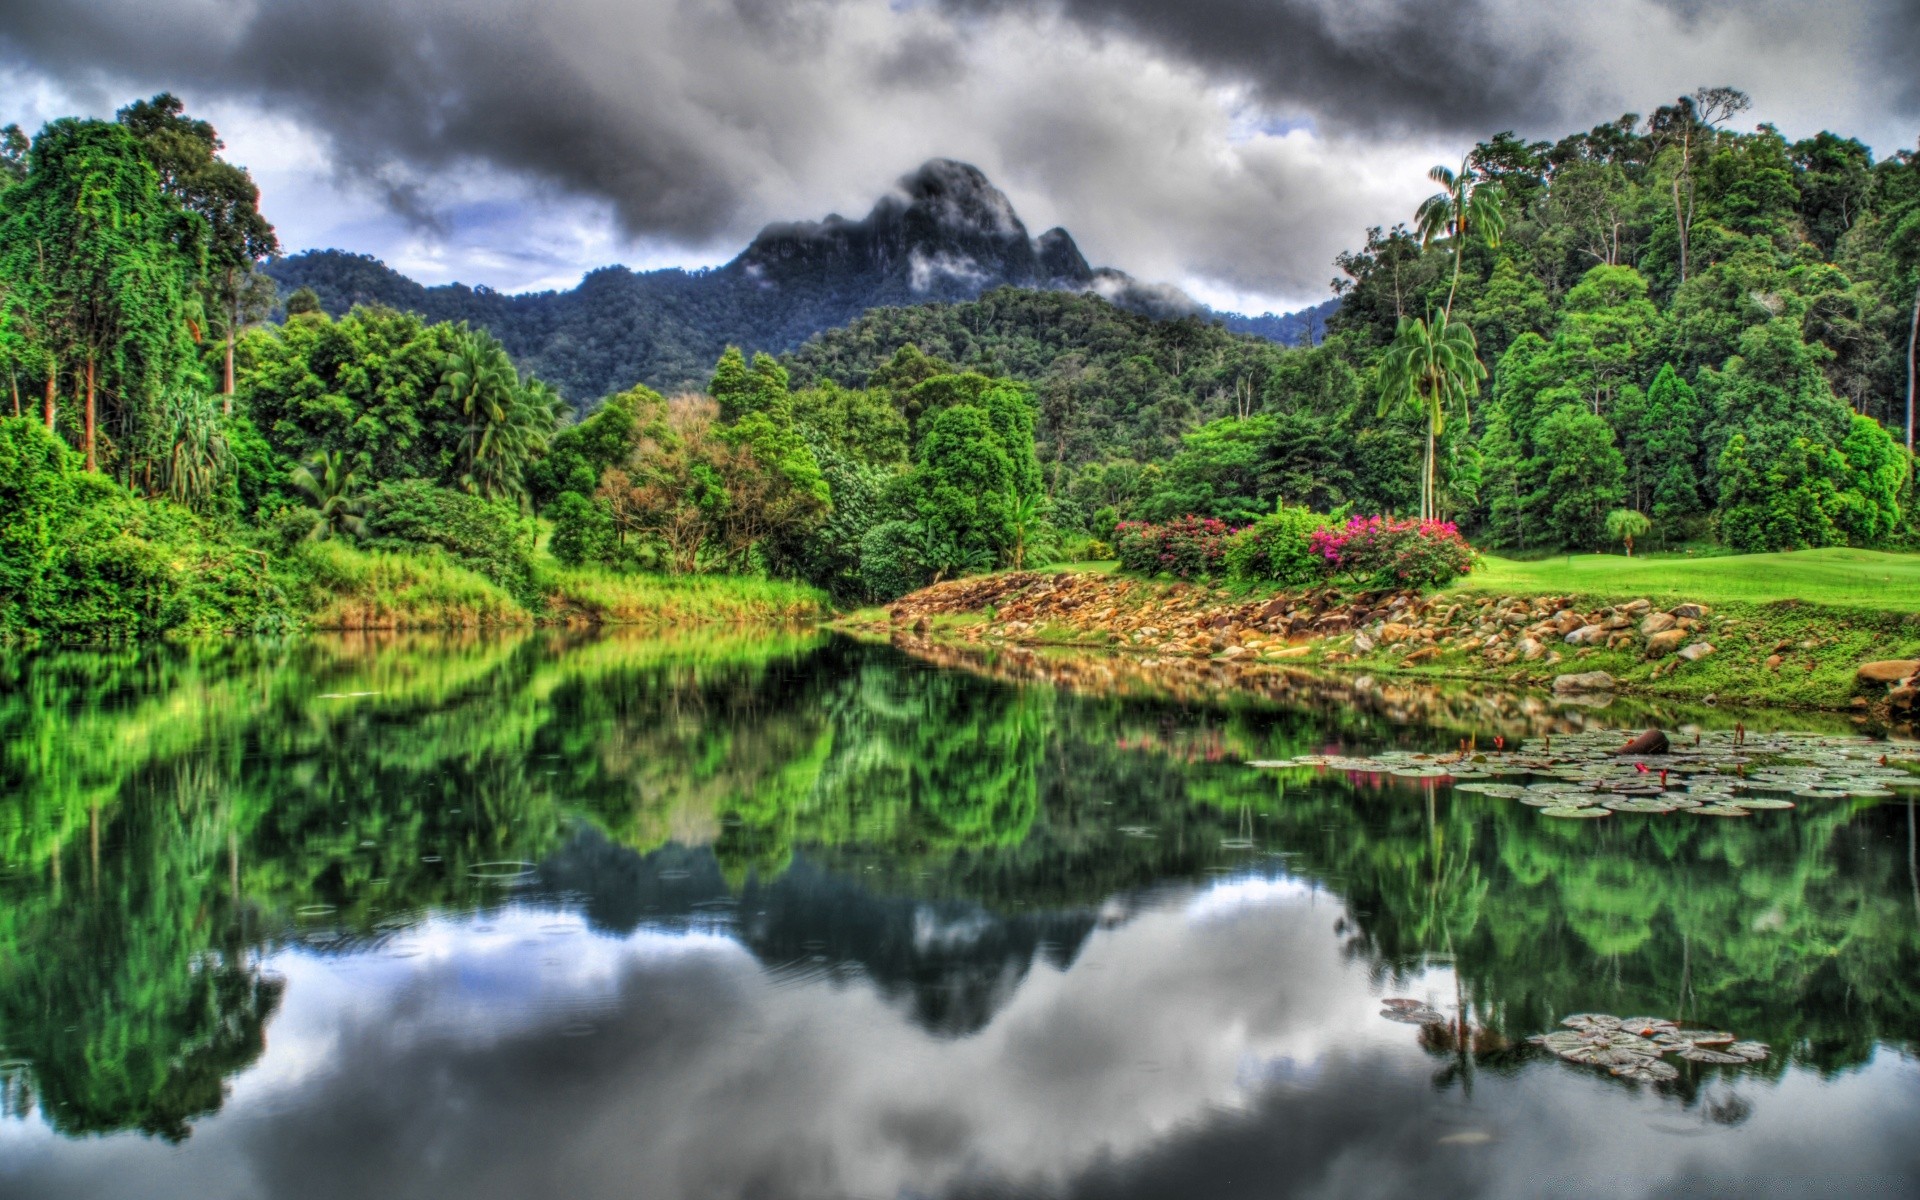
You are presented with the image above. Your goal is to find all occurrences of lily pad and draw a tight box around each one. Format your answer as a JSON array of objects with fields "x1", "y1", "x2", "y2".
[
  {"x1": 1677, "y1": 1045, "x2": 1748, "y2": 1065},
  {"x1": 1610, "y1": 1057, "x2": 1679, "y2": 1083},
  {"x1": 1381, "y1": 998, "x2": 1427, "y2": 1012},
  {"x1": 1730, "y1": 797, "x2": 1795, "y2": 810},
  {"x1": 1687, "y1": 804, "x2": 1751, "y2": 817},
  {"x1": 1542, "y1": 806, "x2": 1610, "y2": 819},
  {"x1": 1725, "y1": 1041, "x2": 1770, "y2": 1061},
  {"x1": 1562, "y1": 1013, "x2": 1623, "y2": 1031}
]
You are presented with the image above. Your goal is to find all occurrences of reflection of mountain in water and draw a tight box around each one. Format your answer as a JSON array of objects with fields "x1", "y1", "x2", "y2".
[{"x1": 537, "y1": 829, "x2": 1098, "y2": 1036}]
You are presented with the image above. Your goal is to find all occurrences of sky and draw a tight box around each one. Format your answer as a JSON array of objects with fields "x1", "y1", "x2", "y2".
[{"x1": 2, "y1": 0, "x2": 1916, "y2": 314}]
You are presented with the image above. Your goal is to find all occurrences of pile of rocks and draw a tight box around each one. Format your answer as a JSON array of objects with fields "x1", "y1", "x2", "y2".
[
  {"x1": 884, "y1": 571, "x2": 1410, "y2": 658},
  {"x1": 1856, "y1": 659, "x2": 1920, "y2": 716}
]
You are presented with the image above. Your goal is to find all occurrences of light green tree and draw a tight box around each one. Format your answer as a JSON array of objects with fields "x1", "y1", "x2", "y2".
[{"x1": 1604, "y1": 508, "x2": 1651, "y2": 556}]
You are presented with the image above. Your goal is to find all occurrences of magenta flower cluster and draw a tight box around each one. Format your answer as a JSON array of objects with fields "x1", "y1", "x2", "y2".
[
  {"x1": 1115, "y1": 516, "x2": 1241, "y2": 579},
  {"x1": 1308, "y1": 516, "x2": 1476, "y2": 588}
]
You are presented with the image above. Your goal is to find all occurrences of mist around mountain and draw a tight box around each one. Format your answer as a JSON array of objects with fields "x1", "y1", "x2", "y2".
[{"x1": 263, "y1": 159, "x2": 1334, "y2": 403}]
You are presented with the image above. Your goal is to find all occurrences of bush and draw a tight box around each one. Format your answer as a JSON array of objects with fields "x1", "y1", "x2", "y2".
[
  {"x1": 1308, "y1": 516, "x2": 1476, "y2": 589},
  {"x1": 549, "y1": 491, "x2": 616, "y2": 567},
  {"x1": 1223, "y1": 505, "x2": 1327, "y2": 586},
  {"x1": 360, "y1": 480, "x2": 538, "y2": 604},
  {"x1": 859, "y1": 520, "x2": 931, "y2": 602},
  {"x1": 1114, "y1": 516, "x2": 1238, "y2": 579}
]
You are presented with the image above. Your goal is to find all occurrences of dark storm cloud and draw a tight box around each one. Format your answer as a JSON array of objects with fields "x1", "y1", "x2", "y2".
[
  {"x1": 0, "y1": 0, "x2": 1910, "y2": 304},
  {"x1": 0, "y1": 0, "x2": 759, "y2": 238},
  {"x1": 938, "y1": 0, "x2": 1564, "y2": 135}
]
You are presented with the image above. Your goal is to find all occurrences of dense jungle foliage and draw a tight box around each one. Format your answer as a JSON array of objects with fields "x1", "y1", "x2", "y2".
[{"x1": 3, "y1": 88, "x2": 1919, "y2": 639}]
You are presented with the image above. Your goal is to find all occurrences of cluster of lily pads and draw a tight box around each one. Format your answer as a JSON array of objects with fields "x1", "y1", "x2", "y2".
[
  {"x1": 1528, "y1": 1013, "x2": 1768, "y2": 1084},
  {"x1": 1251, "y1": 730, "x2": 1919, "y2": 820}
]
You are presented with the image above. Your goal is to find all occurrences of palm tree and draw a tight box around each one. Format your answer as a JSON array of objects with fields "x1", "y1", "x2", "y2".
[
  {"x1": 435, "y1": 328, "x2": 519, "y2": 488},
  {"x1": 154, "y1": 388, "x2": 232, "y2": 512},
  {"x1": 1415, "y1": 159, "x2": 1505, "y2": 319},
  {"x1": 1006, "y1": 491, "x2": 1044, "y2": 571},
  {"x1": 1378, "y1": 312, "x2": 1486, "y2": 521},
  {"x1": 1606, "y1": 508, "x2": 1652, "y2": 556},
  {"x1": 289, "y1": 450, "x2": 365, "y2": 541}
]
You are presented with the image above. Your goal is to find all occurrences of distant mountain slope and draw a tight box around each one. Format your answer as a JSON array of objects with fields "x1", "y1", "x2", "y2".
[
  {"x1": 784, "y1": 287, "x2": 1306, "y2": 466},
  {"x1": 265, "y1": 159, "x2": 1334, "y2": 403}
]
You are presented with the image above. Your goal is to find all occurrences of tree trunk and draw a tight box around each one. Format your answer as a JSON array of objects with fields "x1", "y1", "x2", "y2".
[
  {"x1": 43, "y1": 373, "x2": 55, "y2": 431},
  {"x1": 1425, "y1": 422, "x2": 1436, "y2": 522},
  {"x1": 84, "y1": 356, "x2": 96, "y2": 472},
  {"x1": 1906, "y1": 278, "x2": 1917, "y2": 459},
  {"x1": 224, "y1": 323, "x2": 236, "y2": 412}
]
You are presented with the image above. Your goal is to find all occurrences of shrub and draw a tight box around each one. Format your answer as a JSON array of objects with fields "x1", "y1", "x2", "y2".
[
  {"x1": 549, "y1": 491, "x2": 616, "y2": 567},
  {"x1": 360, "y1": 480, "x2": 538, "y2": 604},
  {"x1": 1115, "y1": 516, "x2": 1238, "y2": 579},
  {"x1": 1224, "y1": 505, "x2": 1327, "y2": 586},
  {"x1": 1308, "y1": 516, "x2": 1476, "y2": 589},
  {"x1": 860, "y1": 519, "x2": 931, "y2": 602}
]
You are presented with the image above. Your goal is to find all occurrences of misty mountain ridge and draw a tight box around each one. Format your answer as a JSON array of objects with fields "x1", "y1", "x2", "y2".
[{"x1": 265, "y1": 158, "x2": 1333, "y2": 402}]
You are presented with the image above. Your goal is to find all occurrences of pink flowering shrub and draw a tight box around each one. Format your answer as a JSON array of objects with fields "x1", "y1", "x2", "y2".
[
  {"x1": 1308, "y1": 516, "x2": 1477, "y2": 589},
  {"x1": 1115, "y1": 516, "x2": 1240, "y2": 579}
]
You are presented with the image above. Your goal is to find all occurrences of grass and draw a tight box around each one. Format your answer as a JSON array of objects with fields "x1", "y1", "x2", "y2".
[
  {"x1": 1454, "y1": 548, "x2": 1920, "y2": 613},
  {"x1": 287, "y1": 542, "x2": 527, "y2": 630},
  {"x1": 541, "y1": 565, "x2": 828, "y2": 627}
]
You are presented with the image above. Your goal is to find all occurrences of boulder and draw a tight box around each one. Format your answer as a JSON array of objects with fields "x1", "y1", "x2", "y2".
[
  {"x1": 1765, "y1": 654, "x2": 1783, "y2": 671},
  {"x1": 1610, "y1": 728, "x2": 1671, "y2": 756},
  {"x1": 1623, "y1": 599, "x2": 1653, "y2": 615},
  {"x1": 1889, "y1": 686, "x2": 1918, "y2": 713},
  {"x1": 1671, "y1": 603, "x2": 1711, "y2": 619},
  {"x1": 1379, "y1": 622, "x2": 1411, "y2": 644},
  {"x1": 1352, "y1": 632, "x2": 1376, "y2": 653},
  {"x1": 1639, "y1": 612, "x2": 1677, "y2": 636},
  {"x1": 1552, "y1": 671, "x2": 1617, "y2": 694},
  {"x1": 1857, "y1": 660, "x2": 1920, "y2": 686},
  {"x1": 1565, "y1": 624, "x2": 1609, "y2": 646},
  {"x1": 1677, "y1": 642, "x2": 1715, "y2": 662},
  {"x1": 1516, "y1": 636, "x2": 1545, "y2": 661},
  {"x1": 1402, "y1": 646, "x2": 1443, "y2": 665},
  {"x1": 1645, "y1": 629, "x2": 1688, "y2": 658}
]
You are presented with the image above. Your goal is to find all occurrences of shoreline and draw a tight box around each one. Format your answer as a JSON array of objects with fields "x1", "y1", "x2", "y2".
[{"x1": 845, "y1": 569, "x2": 1920, "y2": 725}]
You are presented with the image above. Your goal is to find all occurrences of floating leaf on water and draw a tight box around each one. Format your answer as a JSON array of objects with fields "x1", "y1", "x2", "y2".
[
  {"x1": 1610, "y1": 1058, "x2": 1680, "y2": 1083},
  {"x1": 1725, "y1": 1041, "x2": 1770, "y2": 1061},
  {"x1": 1618, "y1": 1017, "x2": 1677, "y2": 1036},
  {"x1": 1730, "y1": 797, "x2": 1795, "y2": 810},
  {"x1": 1542, "y1": 806, "x2": 1609, "y2": 819},
  {"x1": 1687, "y1": 804, "x2": 1751, "y2": 817},
  {"x1": 1382, "y1": 998, "x2": 1427, "y2": 1012},
  {"x1": 1381, "y1": 1008, "x2": 1446, "y2": 1024},
  {"x1": 1674, "y1": 1030, "x2": 1735, "y2": 1046},
  {"x1": 1562, "y1": 1014, "x2": 1623, "y2": 1031},
  {"x1": 1245, "y1": 760, "x2": 1297, "y2": 769},
  {"x1": 1678, "y1": 1045, "x2": 1748, "y2": 1065}
]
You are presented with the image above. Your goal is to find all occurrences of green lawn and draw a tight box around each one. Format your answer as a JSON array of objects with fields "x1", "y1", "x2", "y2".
[{"x1": 1453, "y1": 548, "x2": 1920, "y2": 613}]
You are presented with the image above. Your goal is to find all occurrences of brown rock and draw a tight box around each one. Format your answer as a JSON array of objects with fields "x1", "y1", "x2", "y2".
[
  {"x1": 1677, "y1": 642, "x2": 1715, "y2": 662},
  {"x1": 1645, "y1": 629, "x2": 1688, "y2": 658},
  {"x1": 1671, "y1": 603, "x2": 1711, "y2": 619},
  {"x1": 1402, "y1": 646, "x2": 1442, "y2": 665},
  {"x1": 1380, "y1": 622, "x2": 1411, "y2": 643},
  {"x1": 1889, "y1": 686, "x2": 1918, "y2": 712},
  {"x1": 1610, "y1": 728, "x2": 1671, "y2": 756},
  {"x1": 1765, "y1": 654, "x2": 1783, "y2": 671},
  {"x1": 1552, "y1": 671, "x2": 1616, "y2": 693},
  {"x1": 1857, "y1": 660, "x2": 1920, "y2": 686},
  {"x1": 1640, "y1": 612, "x2": 1677, "y2": 636}
]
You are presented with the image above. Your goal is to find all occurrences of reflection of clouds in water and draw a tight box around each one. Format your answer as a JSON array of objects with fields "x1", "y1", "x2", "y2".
[{"x1": 5, "y1": 878, "x2": 1920, "y2": 1200}]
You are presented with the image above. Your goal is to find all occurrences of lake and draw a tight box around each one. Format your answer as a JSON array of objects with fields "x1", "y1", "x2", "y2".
[{"x1": 2, "y1": 630, "x2": 1917, "y2": 1199}]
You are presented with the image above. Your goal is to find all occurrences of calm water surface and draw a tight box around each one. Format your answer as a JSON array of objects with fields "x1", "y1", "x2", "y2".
[{"x1": 1, "y1": 631, "x2": 1917, "y2": 1199}]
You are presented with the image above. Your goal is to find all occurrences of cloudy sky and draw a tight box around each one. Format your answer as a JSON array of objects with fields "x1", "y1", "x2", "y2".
[{"x1": 3, "y1": 0, "x2": 1916, "y2": 313}]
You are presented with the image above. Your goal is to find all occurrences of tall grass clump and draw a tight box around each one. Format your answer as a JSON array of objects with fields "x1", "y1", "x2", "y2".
[{"x1": 543, "y1": 565, "x2": 829, "y2": 627}]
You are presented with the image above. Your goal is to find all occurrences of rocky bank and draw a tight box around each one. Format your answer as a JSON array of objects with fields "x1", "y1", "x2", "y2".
[{"x1": 859, "y1": 571, "x2": 1920, "y2": 723}]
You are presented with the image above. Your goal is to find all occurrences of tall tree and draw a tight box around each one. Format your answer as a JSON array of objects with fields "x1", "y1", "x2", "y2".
[
  {"x1": 0, "y1": 120, "x2": 202, "y2": 473},
  {"x1": 117, "y1": 95, "x2": 279, "y2": 401},
  {"x1": 1415, "y1": 159, "x2": 1506, "y2": 319}
]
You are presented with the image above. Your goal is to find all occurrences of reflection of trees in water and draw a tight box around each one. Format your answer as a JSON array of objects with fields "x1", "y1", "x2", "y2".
[{"x1": 2, "y1": 630, "x2": 1917, "y2": 1140}]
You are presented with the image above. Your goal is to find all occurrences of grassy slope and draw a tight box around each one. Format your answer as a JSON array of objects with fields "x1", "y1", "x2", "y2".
[{"x1": 1454, "y1": 549, "x2": 1920, "y2": 613}]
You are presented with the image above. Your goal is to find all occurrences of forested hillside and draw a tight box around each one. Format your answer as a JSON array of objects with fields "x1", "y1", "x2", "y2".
[
  {"x1": 1001, "y1": 93, "x2": 1918, "y2": 556},
  {"x1": 264, "y1": 159, "x2": 1297, "y2": 401}
]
